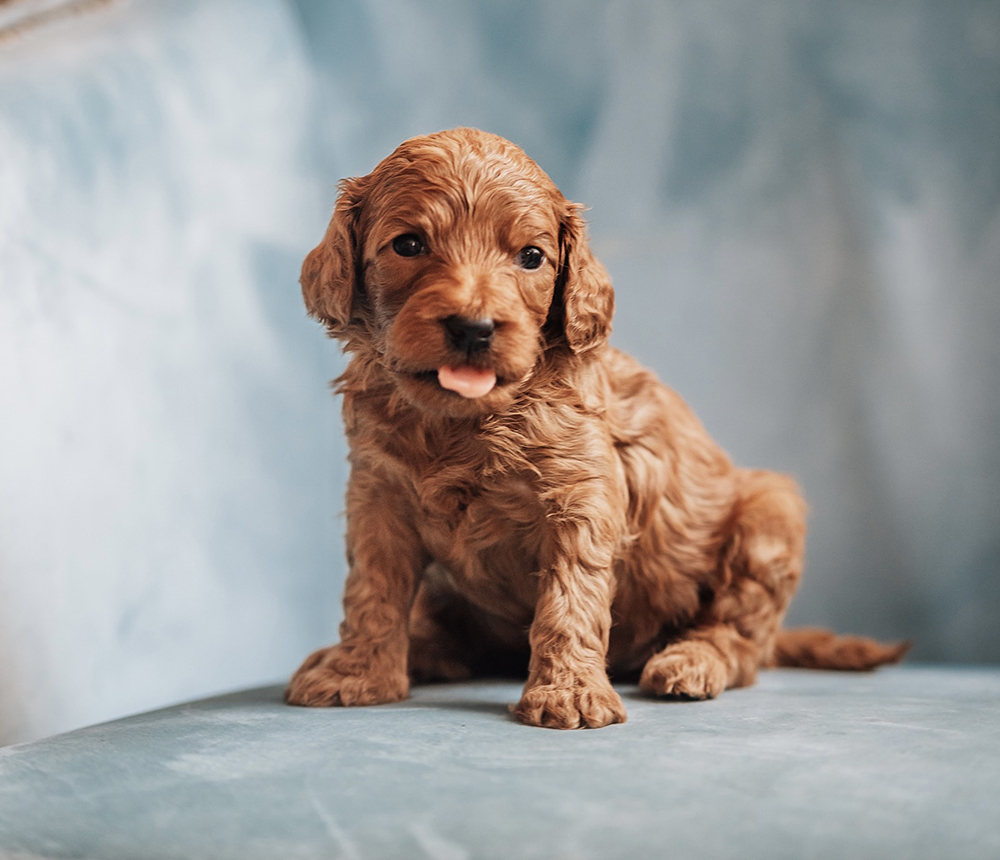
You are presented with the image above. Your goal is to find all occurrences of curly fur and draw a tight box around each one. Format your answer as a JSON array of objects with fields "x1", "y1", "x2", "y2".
[{"x1": 286, "y1": 128, "x2": 908, "y2": 729}]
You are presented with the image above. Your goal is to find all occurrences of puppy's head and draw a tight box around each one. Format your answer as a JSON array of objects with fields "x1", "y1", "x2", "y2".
[{"x1": 302, "y1": 128, "x2": 613, "y2": 417}]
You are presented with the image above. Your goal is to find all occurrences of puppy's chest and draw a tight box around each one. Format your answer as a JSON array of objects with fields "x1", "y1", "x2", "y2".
[
  {"x1": 370, "y1": 415, "x2": 547, "y2": 565},
  {"x1": 412, "y1": 465, "x2": 544, "y2": 552}
]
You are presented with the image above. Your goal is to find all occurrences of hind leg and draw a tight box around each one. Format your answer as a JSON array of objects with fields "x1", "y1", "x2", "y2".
[
  {"x1": 407, "y1": 575, "x2": 475, "y2": 683},
  {"x1": 407, "y1": 567, "x2": 532, "y2": 682},
  {"x1": 640, "y1": 625, "x2": 758, "y2": 699},
  {"x1": 641, "y1": 470, "x2": 806, "y2": 699}
]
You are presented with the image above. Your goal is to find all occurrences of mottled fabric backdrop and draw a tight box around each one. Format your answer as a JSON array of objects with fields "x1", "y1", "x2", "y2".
[{"x1": 1, "y1": 0, "x2": 997, "y2": 743}]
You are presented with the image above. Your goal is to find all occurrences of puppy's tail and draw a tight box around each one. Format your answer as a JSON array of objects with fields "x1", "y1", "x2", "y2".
[{"x1": 772, "y1": 627, "x2": 910, "y2": 671}]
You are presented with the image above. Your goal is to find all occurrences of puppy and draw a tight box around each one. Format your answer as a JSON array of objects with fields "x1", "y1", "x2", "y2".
[{"x1": 286, "y1": 128, "x2": 907, "y2": 729}]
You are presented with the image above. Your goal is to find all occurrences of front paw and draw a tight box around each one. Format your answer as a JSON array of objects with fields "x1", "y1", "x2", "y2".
[
  {"x1": 514, "y1": 681, "x2": 627, "y2": 729},
  {"x1": 285, "y1": 645, "x2": 409, "y2": 707}
]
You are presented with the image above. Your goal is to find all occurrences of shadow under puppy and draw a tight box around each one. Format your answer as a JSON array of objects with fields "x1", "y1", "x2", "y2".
[{"x1": 286, "y1": 128, "x2": 907, "y2": 729}]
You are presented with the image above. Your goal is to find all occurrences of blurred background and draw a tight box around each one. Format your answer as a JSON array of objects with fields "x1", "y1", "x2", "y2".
[{"x1": 0, "y1": 0, "x2": 997, "y2": 745}]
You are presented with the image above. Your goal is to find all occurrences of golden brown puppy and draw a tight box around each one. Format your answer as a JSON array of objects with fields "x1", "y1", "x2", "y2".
[{"x1": 286, "y1": 128, "x2": 907, "y2": 729}]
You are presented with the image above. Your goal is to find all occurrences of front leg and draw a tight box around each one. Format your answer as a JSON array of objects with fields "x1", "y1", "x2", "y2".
[
  {"x1": 514, "y1": 517, "x2": 627, "y2": 729},
  {"x1": 286, "y1": 469, "x2": 425, "y2": 707}
]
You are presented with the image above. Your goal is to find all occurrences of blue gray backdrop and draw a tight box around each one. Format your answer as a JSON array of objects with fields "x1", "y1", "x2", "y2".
[{"x1": 0, "y1": 0, "x2": 997, "y2": 744}]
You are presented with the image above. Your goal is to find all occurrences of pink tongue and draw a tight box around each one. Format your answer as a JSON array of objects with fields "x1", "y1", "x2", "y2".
[{"x1": 437, "y1": 365, "x2": 497, "y2": 399}]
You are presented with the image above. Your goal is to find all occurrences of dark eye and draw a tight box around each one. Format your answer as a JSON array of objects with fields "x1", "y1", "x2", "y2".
[
  {"x1": 392, "y1": 234, "x2": 425, "y2": 257},
  {"x1": 516, "y1": 246, "x2": 544, "y2": 270}
]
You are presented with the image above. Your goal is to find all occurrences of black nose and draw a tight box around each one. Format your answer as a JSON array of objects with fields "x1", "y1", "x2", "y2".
[{"x1": 443, "y1": 316, "x2": 495, "y2": 353}]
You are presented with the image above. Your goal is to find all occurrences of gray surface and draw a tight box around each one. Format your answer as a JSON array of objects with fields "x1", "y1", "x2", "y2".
[{"x1": 0, "y1": 666, "x2": 997, "y2": 859}]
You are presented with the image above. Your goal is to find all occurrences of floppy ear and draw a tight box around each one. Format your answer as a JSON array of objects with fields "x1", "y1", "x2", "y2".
[
  {"x1": 301, "y1": 176, "x2": 368, "y2": 335},
  {"x1": 556, "y1": 202, "x2": 614, "y2": 354}
]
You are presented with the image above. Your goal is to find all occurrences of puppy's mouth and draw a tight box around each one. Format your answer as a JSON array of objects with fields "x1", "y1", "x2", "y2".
[{"x1": 411, "y1": 365, "x2": 502, "y2": 399}]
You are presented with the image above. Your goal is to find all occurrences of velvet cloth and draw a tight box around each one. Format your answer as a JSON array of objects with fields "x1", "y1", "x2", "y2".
[{"x1": 1, "y1": 668, "x2": 997, "y2": 859}]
